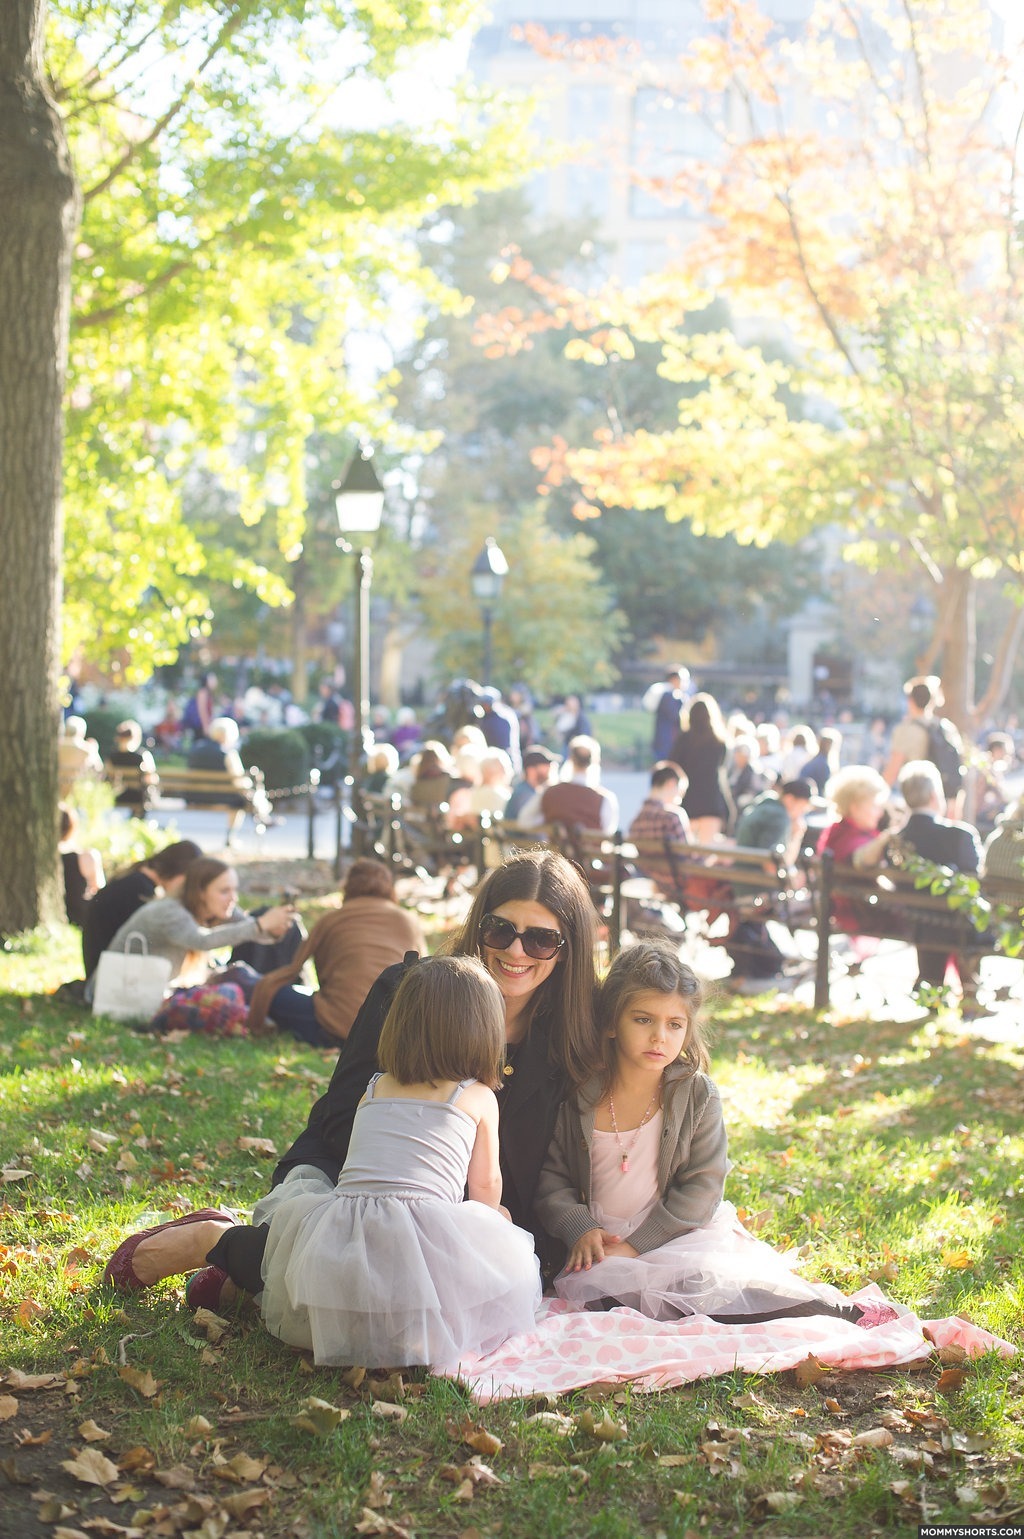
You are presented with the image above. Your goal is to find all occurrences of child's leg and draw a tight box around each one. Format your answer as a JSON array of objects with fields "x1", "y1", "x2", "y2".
[{"x1": 206, "y1": 1222, "x2": 270, "y2": 1296}]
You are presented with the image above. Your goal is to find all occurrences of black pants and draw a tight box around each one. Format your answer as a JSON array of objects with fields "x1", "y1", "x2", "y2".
[{"x1": 207, "y1": 1222, "x2": 270, "y2": 1295}]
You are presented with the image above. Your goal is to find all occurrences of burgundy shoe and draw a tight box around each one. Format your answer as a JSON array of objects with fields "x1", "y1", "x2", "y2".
[
  {"x1": 855, "y1": 1300, "x2": 901, "y2": 1329},
  {"x1": 102, "y1": 1208, "x2": 235, "y2": 1293},
  {"x1": 184, "y1": 1265, "x2": 232, "y2": 1312}
]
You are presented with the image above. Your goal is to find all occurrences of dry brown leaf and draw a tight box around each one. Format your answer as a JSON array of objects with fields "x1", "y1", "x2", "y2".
[
  {"x1": 0, "y1": 1395, "x2": 18, "y2": 1421},
  {"x1": 77, "y1": 1420, "x2": 110, "y2": 1442},
  {"x1": 528, "y1": 1463, "x2": 589, "y2": 1483},
  {"x1": 291, "y1": 1396, "x2": 350, "y2": 1435},
  {"x1": 371, "y1": 1401, "x2": 409, "y2": 1424},
  {"x1": 50, "y1": 1528, "x2": 90, "y2": 1539},
  {"x1": 6, "y1": 1368, "x2": 65, "y2": 1390},
  {"x1": 221, "y1": 1487, "x2": 270, "y2": 1519},
  {"x1": 452, "y1": 1478, "x2": 475, "y2": 1502},
  {"x1": 15, "y1": 1428, "x2": 52, "y2": 1447},
  {"x1": 852, "y1": 1427, "x2": 895, "y2": 1448},
  {"x1": 212, "y1": 1452, "x2": 267, "y2": 1483},
  {"x1": 236, "y1": 1136, "x2": 277, "y2": 1156},
  {"x1": 522, "y1": 1410, "x2": 573, "y2": 1434},
  {"x1": 1, "y1": 1169, "x2": 33, "y2": 1183},
  {"x1": 192, "y1": 1306, "x2": 231, "y2": 1343},
  {"x1": 16, "y1": 1299, "x2": 46, "y2": 1328},
  {"x1": 118, "y1": 1365, "x2": 160, "y2": 1398},
  {"x1": 342, "y1": 1365, "x2": 367, "y2": 1390},
  {"x1": 761, "y1": 1492, "x2": 802, "y2": 1512},
  {"x1": 576, "y1": 1408, "x2": 627, "y2": 1443},
  {"x1": 118, "y1": 1446, "x2": 156, "y2": 1474},
  {"x1": 153, "y1": 1464, "x2": 196, "y2": 1490},
  {"x1": 185, "y1": 1414, "x2": 214, "y2": 1438},
  {"x1": 34, "y1": 1499, "x2": 77, "y2": 1523},
  {"x1": 658, "y1": 1454, "x2": 692, "y2": 1467},
  {"x1": 61, "y1": 1448, "x2": 120, "y2": 1487},
  {"x1": 792, "y1": 1354, "x2": 830, "y2": 1388},
  {"x1": 937, "y1": 1343, "x2": 969, "y2": 1366},
  {"x1": 937, "y1": 1368, "x2": 970, "y2": 1394},
  {"x1": 364, "y1": 1471, "x2": 392, "y2": 1509},
  {"x1": 352, "y1": 1509, "x2": 414, "y2": 1537}
]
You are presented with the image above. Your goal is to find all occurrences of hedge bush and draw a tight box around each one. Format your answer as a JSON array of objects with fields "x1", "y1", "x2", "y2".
[{"x1": 242, "y1": 728, "x2": 310, "y2": 793}]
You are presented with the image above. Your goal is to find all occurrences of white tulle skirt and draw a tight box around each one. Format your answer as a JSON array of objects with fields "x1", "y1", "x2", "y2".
[
  {"x1": 554, "y1": 1201, "x2": 853, "y2": 1322},
  {"x1": 259, "y1": 1187, "x2": 542, "y2": 1369}
]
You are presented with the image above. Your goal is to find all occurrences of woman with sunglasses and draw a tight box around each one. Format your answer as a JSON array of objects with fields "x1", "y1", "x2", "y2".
[{"x1": 104, "y1": 851, "x2": 600, "y2": 1304}]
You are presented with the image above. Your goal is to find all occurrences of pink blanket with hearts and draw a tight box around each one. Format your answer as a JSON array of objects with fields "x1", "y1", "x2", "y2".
[{"x1": 450, "y1": 1287, "x2": 1013, "y2": 1404}]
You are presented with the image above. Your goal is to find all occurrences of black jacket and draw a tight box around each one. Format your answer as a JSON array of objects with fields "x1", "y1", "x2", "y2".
[{"x1": 272, "y1": 956, "x2": 567, "y2": 1260}]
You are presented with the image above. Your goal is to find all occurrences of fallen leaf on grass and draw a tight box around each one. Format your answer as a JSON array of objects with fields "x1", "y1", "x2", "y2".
[
  {"x1": 0, "y1": 1396, "x2": 18, "y2": 1421},
  {"x1": 372, "y1": 1401, "x2": 409, "y2": 1424},
  {"x1": 61, "y1": 1448, "x2": 120, "y2": 1487},
  {"x1": 342, "y1": 1365, "x2": 367, "y2": 1391},
  {"x1": 153, "y1": 1464, "x2": 196, "y2": 1490},
  {"x1": 658, "y1": 1454, "x2": 692, "y2": 1468},
  {"x1": 184, "y1": 1415, "x2": 213, "y2": 1438},
  {"x1": 222, "y1": 1487, "x2": 271, "y2": 1519},
  {"x1": 364, "y1": 1471, "x2": 392, "y2": 1509},
  {"x1": 936, "y1": 1343, "x2": 969, "y2": 1366},
  {"x1": 1, "y1": 1169, "x2": 33, "y2": 1184},
  {"x1": 16, "y1": 1299, "x2": 46, "y2": 1328},
  {"x1": 237, "y1": 1136, "x2": 277, "y2": 1157},
  {"x1": 16, "y1": 1428, "x2": 52, "y2": 1447},
  {"x1": 353, "y1": 1510, "x2": 414, "y2": 1537},
  {"x1": 118, "y1": 1366, "x2": 160, "y2": 1398},
  {"x1": 521, "y1": 1410, "x2": 573, "y2": 1434},
  {"x1": 192, "y1": 1307, "x2": 231, "y2": 1344},
  {"x1": 291, "y1": 1397, "x2": 350, "y2": 1435},
  {"x1": 937, "y1": 1368, "x2": 969, "y2": 1394},
  {"x1": 77, "y1": 1420, "x2": 110, "y2": 1442},
  {"x1": 440, "y1": 1458, "x2": 503, "y2": 1490},
  {"x1": 792, "y1": 1354, "x2": 830, "y2": 1388},
  {"x1": 758, "y1": 1492, "x2": 802, "y2": 1513},
  {"x1": 33, "y1": 1498, "x2": 77, "y2": 1523},
  {"x1": 6, "y1": 1368, "x2": 66, "y2": 1390},
  {"x1": 118, "y1": 1446, "x2": 156, "y2": 1475},
  {"x1": 940, "y1": 1248, "x2": 973, "y2": 1270},
  {"x1": 212, "y1": 1452, "x2": 267, "y2": 1483},
  {"x1": 528, "y1": 1463, "x2": 589, "y2": 1483},
  {"x1": 448, "y1": 1416, "x2": 500, "y2": 1454},
  {"x1": 852, "y1": 1427, "x2": 894, "y2": 1449},
  {"x1": 576, "y1": 1408, "x2": 627, "y2": 1443}
]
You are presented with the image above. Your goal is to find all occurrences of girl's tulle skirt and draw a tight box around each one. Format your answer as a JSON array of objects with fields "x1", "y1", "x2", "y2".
[
  {"x1": 554, "y1": 1201, "x2": 852, "y2": 1322},
  {"x1": 259, "y1": 1187, "x2": 542, "y2": 1369}
]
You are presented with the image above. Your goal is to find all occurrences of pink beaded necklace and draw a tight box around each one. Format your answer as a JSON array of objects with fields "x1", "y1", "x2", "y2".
[{"x1": 607, "y1": 1086, "x2": 661, "y2": 1174}]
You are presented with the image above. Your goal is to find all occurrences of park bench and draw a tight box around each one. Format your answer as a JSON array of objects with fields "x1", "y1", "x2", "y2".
[
  {"x1": 611, "y1": 835, "x2": 804, "y2": 957},
  {"x1": 803, "y1": 849, "x2": 1024, "y2": 1009},
  {"x1": 107, "y1": 761, "x2": 320, "y2": 851}
]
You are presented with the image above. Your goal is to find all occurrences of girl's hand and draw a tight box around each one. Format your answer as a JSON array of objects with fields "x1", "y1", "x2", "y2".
[
  {"x1": 601, "y1": 1240, "x2": 638, "y2": 1260},
  {"x1": 567, "y1": 1228, "x2": 622, "y2": 1271}
]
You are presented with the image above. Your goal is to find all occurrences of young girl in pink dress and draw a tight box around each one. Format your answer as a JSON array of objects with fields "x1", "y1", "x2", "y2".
[
  {"x1": 536, "y1": 940, "x2": 898, "y2": 1328},
  {"x1": 257, "y1": 954, "x2": 542, "y2": 1368}
]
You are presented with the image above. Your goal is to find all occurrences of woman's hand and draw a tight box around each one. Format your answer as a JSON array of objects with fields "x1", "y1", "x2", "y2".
[
  {"x1": 566, "y1": 1227, "x2": 622, "y2": 1271},
  {"x1": 255, "y1": 904, "x2": 294, "y2": 939}
]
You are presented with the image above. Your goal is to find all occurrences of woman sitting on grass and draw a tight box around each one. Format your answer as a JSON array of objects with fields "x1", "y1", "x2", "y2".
[
  {"x1": 246, "y1": 857, "x2": 426, "y2": 1048},
  {"x1": 98, "y1": 857, "x2": 294, "y2": 1035}
]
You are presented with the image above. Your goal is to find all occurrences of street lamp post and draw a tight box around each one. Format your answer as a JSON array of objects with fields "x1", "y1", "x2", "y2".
[
  {"x1": 334, "y1": 447, "x2": 385, "y2": 802},
  {"x1": 470, "y1": 537, "x2": 509, "y2": 686}
]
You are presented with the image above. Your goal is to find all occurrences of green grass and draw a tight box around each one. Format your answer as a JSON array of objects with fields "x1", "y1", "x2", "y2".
[{"x1": 1, "y1": 922, "x2": 1021, "y2": 1538}]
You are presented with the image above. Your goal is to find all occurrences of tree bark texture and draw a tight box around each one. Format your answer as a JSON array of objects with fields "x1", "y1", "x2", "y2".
[{"x1": 0, "y1": 1, "x2": 80, "y2": 931}]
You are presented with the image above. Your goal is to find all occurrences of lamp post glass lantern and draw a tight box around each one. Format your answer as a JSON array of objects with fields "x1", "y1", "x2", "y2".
[
  {"x1": 470, "y1": 537, "x2": 508, "y2": 686},
  {"x1": 335, "y1": 450, "x2": 384, "y2": 793}
]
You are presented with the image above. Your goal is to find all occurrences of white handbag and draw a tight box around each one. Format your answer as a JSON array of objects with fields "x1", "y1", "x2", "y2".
[{"x1": 92, "y1": 933, "x2": 173, "y2": 1022}]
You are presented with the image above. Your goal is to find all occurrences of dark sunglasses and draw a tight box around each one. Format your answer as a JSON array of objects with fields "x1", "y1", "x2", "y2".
[{"x1": 479, "y1": 912, "x2": 566, "y2": 961}]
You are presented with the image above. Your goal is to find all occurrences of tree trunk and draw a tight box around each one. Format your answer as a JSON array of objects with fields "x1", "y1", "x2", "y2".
[
  {"x1": 935, "y1": 566, "x2": 975, "y2": 736},
  {"x1": 0, "y1": 2, "x2": 80, "y2": 932}
]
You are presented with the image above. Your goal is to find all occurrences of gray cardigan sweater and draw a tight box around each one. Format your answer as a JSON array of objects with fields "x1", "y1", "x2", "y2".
[
  {"x1": 534, "y1": 1060, "x2": 729, "y2": 1255},
  {"x1": 106, "y1": 898, "x2": 266, "y2": 985}
]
